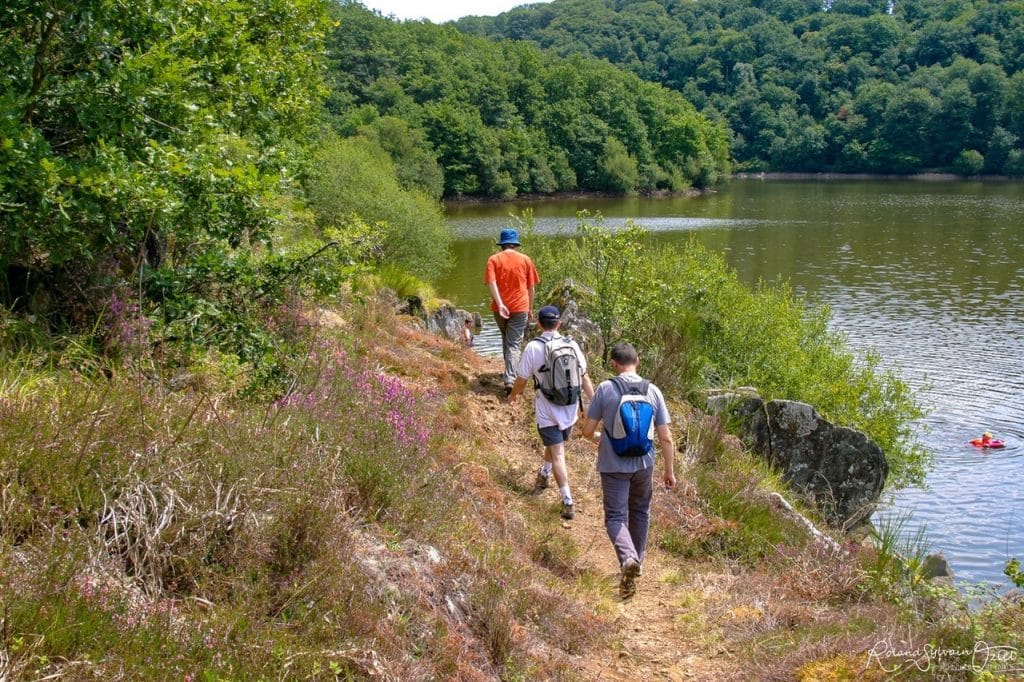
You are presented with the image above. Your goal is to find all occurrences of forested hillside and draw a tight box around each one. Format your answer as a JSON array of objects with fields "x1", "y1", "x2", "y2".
[
  {"x1": 327, "y1": 2, "x2": 730, "y2": 197},
  {"x1": 457, "y1": 0, "x2": 1024, "y2": 175}
]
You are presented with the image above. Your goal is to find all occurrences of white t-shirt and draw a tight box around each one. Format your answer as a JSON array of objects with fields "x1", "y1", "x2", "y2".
[{"x1": 517, "y1": 331, "x2": 588, "y2": 430}]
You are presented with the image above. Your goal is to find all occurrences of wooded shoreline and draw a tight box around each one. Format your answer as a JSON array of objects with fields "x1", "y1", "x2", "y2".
[{"x1": 442, "y1": 172, "x2": 1024, "y2": 208}]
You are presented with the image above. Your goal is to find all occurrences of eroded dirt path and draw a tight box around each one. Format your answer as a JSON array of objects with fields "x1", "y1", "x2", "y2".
[{"x1": 463, "y1": 358, "x2": 741, "y2": 681}]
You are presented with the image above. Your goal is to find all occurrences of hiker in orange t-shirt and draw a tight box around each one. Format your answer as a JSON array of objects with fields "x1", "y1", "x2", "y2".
[{"x1": 484, "y1": 228, "x2": 540, "y2": 394}]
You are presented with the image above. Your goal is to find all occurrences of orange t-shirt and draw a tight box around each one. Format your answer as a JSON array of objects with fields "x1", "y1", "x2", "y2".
[{"x1": 484, "y1": 249, "x2": 540, "y2": 314}]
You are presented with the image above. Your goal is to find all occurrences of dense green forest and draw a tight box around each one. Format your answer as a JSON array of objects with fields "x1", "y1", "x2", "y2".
[
  {"x1": 326, "y1": 2, "x2": 730, "y2": 197},
  {"x1": 457, "y1": 0, "x2": 1024, "y2": 175},
  {"x1": 2, "y1": 0, "x2": 729, "y2": 346},
  {"x1": 1, "y1": 0, "x2": 340, "y2": 368}
]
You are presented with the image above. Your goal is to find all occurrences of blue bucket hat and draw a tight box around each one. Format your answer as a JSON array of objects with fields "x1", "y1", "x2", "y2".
[{"x1": 496, "y1": 228, "x2": 520, "y2": 246}]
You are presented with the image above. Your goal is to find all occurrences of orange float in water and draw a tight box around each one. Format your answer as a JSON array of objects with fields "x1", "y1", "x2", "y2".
[{"x1": 970, "y1": 432, "x2": 1006, "y2": 448}]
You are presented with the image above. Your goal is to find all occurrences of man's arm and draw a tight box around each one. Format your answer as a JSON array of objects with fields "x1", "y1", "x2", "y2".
[
  {"x1": 527, "y1": 284, "x2": 535, "y2": 320},
  {"x1": 581, "y1": 417, "x2": 601, "y2": 444},
  {"x1": 656, "y1": 423, "x2": 676, "y2": 489},
  {"x1": 581, "y1": 374, "x2": 595, "y2": 402},
  {"x1": 508, "y1": 340, "x2": 538, "y2": 403},
  {"x1": 488, "y1": 281, "x2": 509, "y2": 319}
]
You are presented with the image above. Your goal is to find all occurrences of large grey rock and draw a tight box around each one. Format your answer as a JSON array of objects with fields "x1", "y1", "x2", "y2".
[
  {"x1": 426, "y1": 303, "x2": 475, "y2": 343},
  {"x1": 734, "y1": 397, "x2": 889, "y2": 530},
  {"x1": 544, "y1": 279, "x2": 603, "y2": 357}
]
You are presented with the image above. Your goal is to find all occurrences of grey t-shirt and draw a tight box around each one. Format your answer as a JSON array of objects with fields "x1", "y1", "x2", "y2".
[{"x1": 586, "y1": 371, "x2": 670, "y2": 473}]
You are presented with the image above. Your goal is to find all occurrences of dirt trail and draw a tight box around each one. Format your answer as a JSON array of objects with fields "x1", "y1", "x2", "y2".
[{"x1": 464, "y1": 357, "x2": 741, "y2": 681}]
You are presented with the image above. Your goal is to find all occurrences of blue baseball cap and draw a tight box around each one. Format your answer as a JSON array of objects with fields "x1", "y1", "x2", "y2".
[
  {"x1": 496, "y1": 228, "x2": 520, "y2": 246},
  {"x1": 538, "y1": 305, "x2": 560, "y2": 322}
]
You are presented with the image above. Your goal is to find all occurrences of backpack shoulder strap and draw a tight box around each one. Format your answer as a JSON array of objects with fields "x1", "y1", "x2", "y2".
[
  {"x1": 610, "y1": 376, "x2": 649, "y2": 396},
  {"x1": 530, "y1": 336, "x2": 552, "y2": 390}
]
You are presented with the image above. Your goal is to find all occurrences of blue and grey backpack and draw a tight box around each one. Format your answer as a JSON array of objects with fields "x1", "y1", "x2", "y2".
[{"x1": 605, "y1": 376, "x2": 655, "y2": 457}]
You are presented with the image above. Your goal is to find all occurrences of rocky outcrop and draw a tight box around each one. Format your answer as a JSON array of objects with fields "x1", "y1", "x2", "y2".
[
  {"x1": 719, "y1": 395, "x2": 889, "y2": 530},
  {"x1": 425, "y1": 303, "x2": 479, "y2": 344},
  {"x1": 544, "y1": 279, "x2": 603, "y2": 356},
  {"x1": 377, "y1": 286, "x2": 477, "y2": 345}
]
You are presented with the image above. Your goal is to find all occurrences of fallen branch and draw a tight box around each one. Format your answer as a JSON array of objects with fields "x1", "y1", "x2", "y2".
[{"x1": 765, "y1": 492, "x2": 844, "y2": 555}]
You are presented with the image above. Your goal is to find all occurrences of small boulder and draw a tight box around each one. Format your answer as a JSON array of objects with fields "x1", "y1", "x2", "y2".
[
  {"x1": 426, "y1": 303, "x2": 475, "y2": 344},
  {"x1": 544, "y1": 279, "x2": 602, "y2": 356}
]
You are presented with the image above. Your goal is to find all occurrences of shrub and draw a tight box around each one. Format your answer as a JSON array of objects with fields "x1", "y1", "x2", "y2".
[
  {"x1": 143, "y1": 231, "x2": 374, "y2": 397},
  {"x1": 358, "y1": 116, "x2": 446, "y2": 201},
  {"x1": 533, "y1": 215, "x2": 927, "y2": 488},
  {"x1": 1, "y1": 0, "x2": 329, "y2": 330},
  {"x1": 1004, "y1": 149, "x2": 1024, "y2": 177},
  {"x1": 304, "y1": 134, "x2": 452, "y2": 281},
  {"x1": 599, "y1": 137, "x2": 640, "y2": 194},
  {"x1": 951, "y1": 148, "x2": 984, "y2": 175}
]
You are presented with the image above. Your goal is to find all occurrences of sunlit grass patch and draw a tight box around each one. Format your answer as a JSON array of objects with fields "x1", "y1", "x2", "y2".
[
  {"x1": 529, "y1": 524, "x2": 582, "y2": 577},
  {"x1": 574, "y1": 568, "x2": 619, "y2": 614},
  {"x1": 689, "y1": 448, "x2": 813, "y2": 564},
  {"x1": 748, "y1": 614, "x2": 902, "y2": 682},
  {"x1": 673, "y1": 588, "x2": 724, "y2": 644},
  {"x1": 794, "y1": 653, "x2": 891, "y2": 682},
  {"x1": 660, "y1": 568, "x2": 686, "y2": 586}
]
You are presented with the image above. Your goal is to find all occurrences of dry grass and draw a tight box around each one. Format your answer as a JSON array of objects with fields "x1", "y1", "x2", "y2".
[
  {"x1": 0, "y1": 302, "x2": 612, "y2": 680},
  {"x1": 99, "y1": 474, "x2": 246, "y2": 596}
]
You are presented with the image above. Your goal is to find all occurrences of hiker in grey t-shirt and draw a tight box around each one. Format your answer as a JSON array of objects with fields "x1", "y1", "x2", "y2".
[{"x1": 581, "y1": 341, "x2": 675, "y2": 599}]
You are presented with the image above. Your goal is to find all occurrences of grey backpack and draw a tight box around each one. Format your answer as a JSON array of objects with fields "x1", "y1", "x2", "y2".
[{"x1": 532, "y1": 336, "x2": 583, "y2": 406}]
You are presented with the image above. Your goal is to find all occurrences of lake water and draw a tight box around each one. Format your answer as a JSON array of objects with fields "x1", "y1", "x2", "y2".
[{"x1": 436, "y1": 179, "x2": 1024, "y2": 591}]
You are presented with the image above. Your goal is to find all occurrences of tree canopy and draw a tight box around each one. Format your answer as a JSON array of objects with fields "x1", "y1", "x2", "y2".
[
  {"x1": 326, "y1": 2, "x2": 731, "y2": 198},
  {"x1": 2, "y1": 0, "x2": 330, "y2": 320},
  {"x1": 456, "y1": 0, "x2": 1024, "y2": 175}
]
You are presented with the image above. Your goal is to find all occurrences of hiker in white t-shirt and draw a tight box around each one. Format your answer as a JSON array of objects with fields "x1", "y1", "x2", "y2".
[{"x1": 508, "y1": 305, "x2": 595, "y2": 521}]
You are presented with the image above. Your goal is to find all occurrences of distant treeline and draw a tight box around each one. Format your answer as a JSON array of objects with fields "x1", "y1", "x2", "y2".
[
  {"x1": 456, "y1": 0, "x2": 1024, "y2": 175},
  {"x1": 327, "y1": 2, "x2": 730, "y2": 198}
]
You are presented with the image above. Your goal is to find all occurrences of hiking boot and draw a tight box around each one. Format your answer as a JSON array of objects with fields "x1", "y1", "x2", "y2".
[
  {"x1": 561, "y1": 502, "x2": 575, "y2": 520},
  {"x1": 620, "y1": 557, "x2": 641, "y2": 599},
  {"x1": 504, "y1": 385, "x2": 513, "y2": 397},
  {"x1": 535, "y1": 469, "x2": 550, "y2": 490}
]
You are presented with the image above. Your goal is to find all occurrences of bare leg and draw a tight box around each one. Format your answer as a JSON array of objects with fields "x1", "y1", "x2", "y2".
[{"x1": 547, "y1": 443, "x2": 569, "y2": 489}]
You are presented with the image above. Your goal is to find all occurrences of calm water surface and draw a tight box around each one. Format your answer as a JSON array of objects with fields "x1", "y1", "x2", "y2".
[{"x1": 437, "y1": 179, "x2": 1024, "y2": 590}]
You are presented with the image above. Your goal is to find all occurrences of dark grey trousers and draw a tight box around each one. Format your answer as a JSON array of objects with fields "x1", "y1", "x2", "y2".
[
  {"x1": 494, "y1": 311, "x2": 529, "y2": 387},
  {"x1": 600, "y1": 467, "x2": 654, "y2": 568}
]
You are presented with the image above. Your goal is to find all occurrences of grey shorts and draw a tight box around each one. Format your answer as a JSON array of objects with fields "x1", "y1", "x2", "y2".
[{"x1": 538, "y1": 424, "x2": 573, "y2": 446}]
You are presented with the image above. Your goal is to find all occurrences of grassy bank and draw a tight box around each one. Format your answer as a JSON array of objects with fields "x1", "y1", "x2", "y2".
[
  {"x1": 2, "y1": 295, "x2": 1022, "y2": 680},
  {"x1": 0, "y1": 301, "x2": 606, "y2": 679}
]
